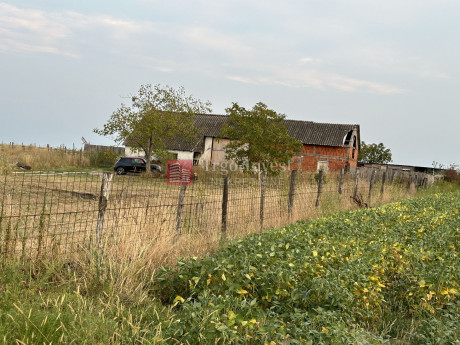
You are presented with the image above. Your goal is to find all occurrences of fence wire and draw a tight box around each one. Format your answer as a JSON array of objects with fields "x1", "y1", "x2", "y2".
[{"x1": 0, "y1": 168, "x2": 433, "y2": 260}]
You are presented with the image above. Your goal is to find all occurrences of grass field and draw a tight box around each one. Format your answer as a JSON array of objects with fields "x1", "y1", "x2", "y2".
[
  {"x1": 0, "y1": 143, "x2": 117, "y2": 172},
  {"x1": 1, "y1": 187, "x2": 459, "y2": 344}
]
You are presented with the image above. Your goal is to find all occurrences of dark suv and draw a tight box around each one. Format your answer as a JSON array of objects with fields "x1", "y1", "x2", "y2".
[{"x1": 114, "y1": 157, "x2": 162, "y2": 175}]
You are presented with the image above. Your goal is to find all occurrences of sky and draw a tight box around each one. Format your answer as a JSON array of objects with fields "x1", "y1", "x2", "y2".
[{"x1": 0, "y1": 0, "x2": 459, "y2": 167}]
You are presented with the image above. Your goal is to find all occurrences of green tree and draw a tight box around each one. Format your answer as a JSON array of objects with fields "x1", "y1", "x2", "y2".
[
  {"x1": 94, "y1": 84, "x2": 212, "y2": 165},
  {"x1": 358, "y1": 141, "x2": 392, "y2": 164},
  {"x1": 219, "y1": 102, "x2": 302, "y2": 176}
]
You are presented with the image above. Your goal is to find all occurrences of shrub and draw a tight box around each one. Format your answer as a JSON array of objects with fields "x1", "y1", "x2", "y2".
[
  {"x1": 86, "y1": 150, "x2": 119, "y2": 167},
  {"x1": 445, "y1": 164, "x2": 460, "y2": 184}
]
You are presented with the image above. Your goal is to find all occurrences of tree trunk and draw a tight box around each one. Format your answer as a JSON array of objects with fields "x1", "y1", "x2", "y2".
[{"x1": 145, "y1": 136, "x2": 153, "y2": 175}]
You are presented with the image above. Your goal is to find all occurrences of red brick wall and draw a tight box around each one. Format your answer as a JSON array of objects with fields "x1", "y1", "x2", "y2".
[{"x1": 292, "y1": 144, "x2": 358, "y2": 171}]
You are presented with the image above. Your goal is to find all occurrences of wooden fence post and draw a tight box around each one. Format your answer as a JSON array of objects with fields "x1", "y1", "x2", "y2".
[
  {"x1": 288, "y1": 169, "x2": 297, "y2": 220},
  {"x1": 221, "y1": 176, "x2": 229, "y2": 240},
  {"x1": 368, "y1": 169, "x2": 375, "y2": 206},
  {"x1": 338, "y1": 168, "x2": 344, "y2": 195},
  {"x1": 259, "y1": 170, "x2": 267, "y2": 232},
  {"x1": 315, "y1": 169, "x2": 324, "y2": 208},
  {"x1": 175, "y1": 184, "x2": 187, "y2": 239},
  {"x1": 406, "y1": 172, "x2": 412, "y2": 192},
  {"x1": 96, "y1": 172, "x2": 114, "y2": 249},
  {"x1": 353, "y1": 168, "x2": 360, "y2": 199},
  {"x1": 380, "y1": 170, "x2": 387, "y2": 198}
]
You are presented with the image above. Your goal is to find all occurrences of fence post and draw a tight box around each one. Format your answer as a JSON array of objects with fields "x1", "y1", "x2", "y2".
[
  {"x1": 175, "y1": 184, "x2": 187, "y2": 239},
  {"x1": 380, "y1": 170, "x2": 387, "y2": 198},
  {"x1": 96, "y1": 172, "x2": 114, "y2": 249},
  {"x1": 338, "y1": 168, "x2": 344, "y2": 195},
  {"x1": 221, "y1": 176, "x2": 229, "y2": 240},
  {"x1": 414, "y1": 173, "x2": 420, "y2": 190},
  {"x1": 288, "y1": 169, "x2": 297, "y2": 221},
  {"x1": 259, "y1": 170, "x2": 267, "y2": 232},
  {"x1": 406, "y1": 172, "x2": 412, "y2": 192},
  {"x1": 315, "y1": 169, "x2": 324, "y2": 208},
  {"x1": 368, "y1": 169, "x2": 375, "y2": 207},
  {"x1": 353, "y1": 168, "x2": 360, "y2": 199}
]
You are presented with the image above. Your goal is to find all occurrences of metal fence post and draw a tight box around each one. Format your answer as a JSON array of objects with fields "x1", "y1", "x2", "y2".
[{"x1": 96, "y1": 172, "x2": 114, "y2": 249}]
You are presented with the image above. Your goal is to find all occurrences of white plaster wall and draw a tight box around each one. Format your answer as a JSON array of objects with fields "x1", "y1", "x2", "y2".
[
  {"x1": 211, "y1": 138, "x2": 230, "y2": 164},
  {"x1": 124, "y1": 147, "x2": 144, "y2": 157},
  {"x1": 199, "y1": 137, "x2": 213, "y2": 165},
  {"x1": 169, "y1": 150, "x2": 194, "y2": 160}
]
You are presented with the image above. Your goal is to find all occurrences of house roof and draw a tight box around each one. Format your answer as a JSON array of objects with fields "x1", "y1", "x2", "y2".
[{"x1": 128, "y1": 114, "x2": 361, "y2": 152}]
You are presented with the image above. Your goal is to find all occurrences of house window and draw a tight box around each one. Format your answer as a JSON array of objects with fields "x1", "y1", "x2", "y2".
[
  {"x1": 193, "y1": 152, "x2": 201, "y2": 166},
  {"x1": 343, "y1": 131, "x2": 353, "y2": 146},
  {"x1": 317, "y1": 160, "x2": 328, "y2": 172}
]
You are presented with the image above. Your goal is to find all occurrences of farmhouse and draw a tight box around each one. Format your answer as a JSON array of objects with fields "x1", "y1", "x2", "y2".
[{"x1": 126, "y1": 114, "x2": 360, "y2": 172}]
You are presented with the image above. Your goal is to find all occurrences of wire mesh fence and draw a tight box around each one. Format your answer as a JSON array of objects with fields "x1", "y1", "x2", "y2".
[{"x1": 0, "y1": 168, "x2": 434, "y2": 261}]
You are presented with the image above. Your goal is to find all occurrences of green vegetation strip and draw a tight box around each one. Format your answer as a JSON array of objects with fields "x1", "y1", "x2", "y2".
[
  {"x1": 155, "y1": 192, "x2": 460, "y2": 344},
  {"x1": 1, "y1": 191, "x2": 459, "y2": 344}
]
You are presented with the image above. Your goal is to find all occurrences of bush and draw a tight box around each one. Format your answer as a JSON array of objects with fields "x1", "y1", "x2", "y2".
[
  {"x1": 445, "y1": 164, "x2": 460, "y2": 184},
  {"x1": 86, "y1": 150, "x2": 119, "y2": 167}
]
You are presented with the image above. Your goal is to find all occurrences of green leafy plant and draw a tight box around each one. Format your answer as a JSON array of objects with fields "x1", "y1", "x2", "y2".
[
  {"x1": 94, "y1": 84, "x2": 212, "y2": 164},
  {"x1": 358, "y1": 141, "x2": 392, "y2": 164},
  {"x1": 219, "y1": 102, "x2": 302, "y2": 176}
]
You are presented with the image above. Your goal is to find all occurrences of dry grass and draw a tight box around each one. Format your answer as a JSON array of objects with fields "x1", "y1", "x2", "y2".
[
  {"x1": 0, "y1": 143, "x2": 93, "y2": 170},
  {"x1": 0, "y1": 169, "x2": 421, "y2": 268}
]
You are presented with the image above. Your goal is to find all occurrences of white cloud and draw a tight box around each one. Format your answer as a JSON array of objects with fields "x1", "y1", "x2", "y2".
[
  {"x1": 183, "y1": 26, "x2": 253, "y2": 56},
  {"x1": 0, "y1": 3, "x2": 76, "y2": 56},
  {"x1": 0, "y1": 1, "x2": 444, "y2": 94},
  {"x1": 0, "y1": 3, "x2": 157, "y2": 57},
  {"x1": 227, "y1": 66, "x2": 406, "y2": 94}
]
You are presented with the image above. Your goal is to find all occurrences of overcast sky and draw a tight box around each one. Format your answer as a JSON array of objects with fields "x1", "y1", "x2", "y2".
[{"x1": 1, "y1": 1, "x2": 459, "y2": 167}]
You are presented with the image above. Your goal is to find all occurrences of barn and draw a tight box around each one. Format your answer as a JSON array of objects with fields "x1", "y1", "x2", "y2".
[{"x1": 125, "y1": 114, "x2": 360, "y2": 172}]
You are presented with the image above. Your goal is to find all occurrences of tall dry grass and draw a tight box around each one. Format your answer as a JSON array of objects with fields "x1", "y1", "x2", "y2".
[
  {"x1": 0, "y1": 168, "x2": 423, "y2": 269},
  {"x1": 0, "y1": 143, "x2": 120, "y2": 171}
]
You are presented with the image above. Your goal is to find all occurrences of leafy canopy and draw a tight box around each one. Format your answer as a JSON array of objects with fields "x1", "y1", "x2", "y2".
[
  {"x1": 358, "y1": 141, "x2": 392, "y2": 164},
  {"x1": 94, "y1": 84, "x2": 212, "y2": 162},
  {"x1": 219, "y1": 102, "x2": 302, "y2": 175}
]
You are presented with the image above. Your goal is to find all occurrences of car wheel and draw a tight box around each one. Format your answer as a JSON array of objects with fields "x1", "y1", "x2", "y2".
[{"x1": 116, "y1": 167, "x2": 125, "y2": 175}]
